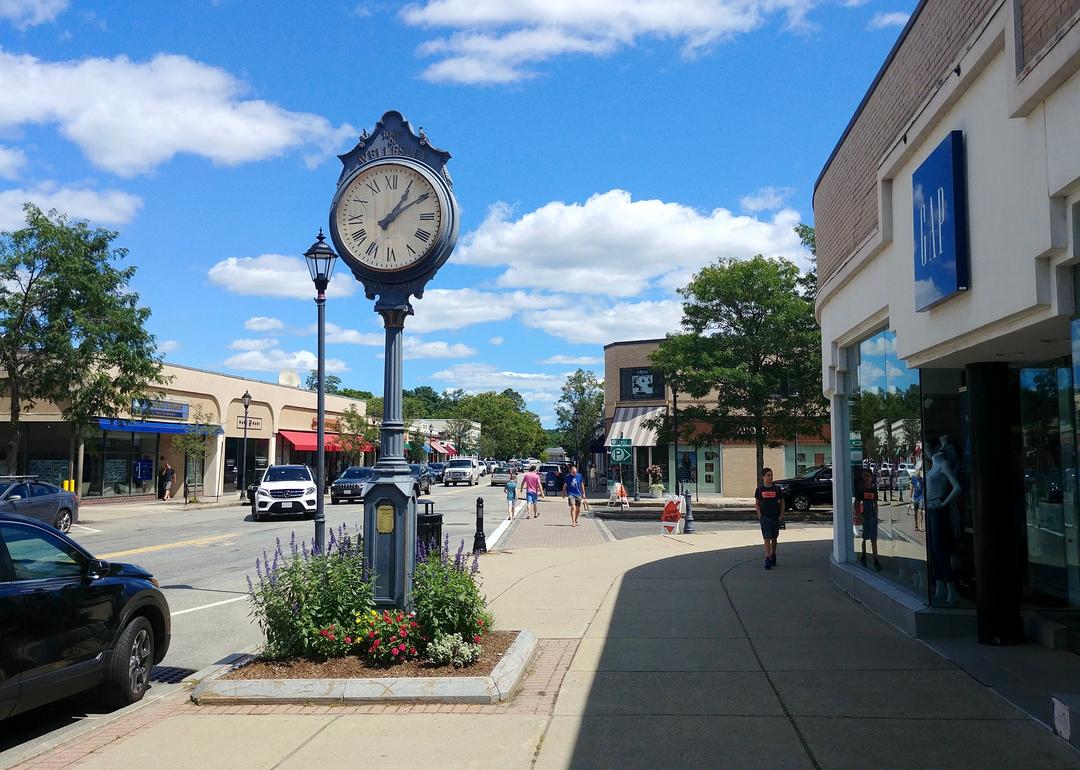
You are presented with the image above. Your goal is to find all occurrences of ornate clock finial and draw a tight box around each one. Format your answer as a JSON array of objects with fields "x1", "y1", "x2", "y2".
[{"x1": 418, "y1": 127, "x2": 428, "y2": 145}]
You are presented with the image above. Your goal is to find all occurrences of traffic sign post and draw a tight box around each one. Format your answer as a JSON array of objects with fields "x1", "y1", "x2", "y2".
[{"x1": 610, "y1": 438, "x2": 632, "y2": 465}]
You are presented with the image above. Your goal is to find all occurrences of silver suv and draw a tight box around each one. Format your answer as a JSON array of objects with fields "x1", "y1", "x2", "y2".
[{"x1": 444, "y1": 458, "x2": 481, "y2": 486}]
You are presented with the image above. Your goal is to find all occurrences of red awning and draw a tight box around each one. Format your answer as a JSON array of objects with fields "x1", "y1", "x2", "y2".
[
  {"x1": 442, "y1": 442, "x2": 458, "y2": 456},
  {"x1": 430, "y1": 439, "x2": 448, "y2": 454},
  {"x1": 279, "y1": 430, "x2": 373, "y2": 453}
]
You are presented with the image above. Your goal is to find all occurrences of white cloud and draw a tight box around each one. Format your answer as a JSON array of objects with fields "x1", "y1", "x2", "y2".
[
  {"x1": 403, "y1": 339, "x2": 477, "y2": 359},
  {"x1": 0, "y1": 0, "x2": 67, "y2": 28},
  {"x1": 868, "y1": 11, "x2": 910, "y2": 30},
  {"x1": 0, "y1": 50, "x2": 354, "y2": 176},
  {"x1": 489, "y1": 336, "x2": 504, "y2": 346},
  {"x1": 244, "y1": 316, "x2": 285, "y2": 332},
  {"x1": 157, "y1": 339, "x2": 179, "y2": 354},
  {"x1": 224, "y1": 347, "x2": 348, "y2": 374},
  {"x1": 0, "y1": 183, "x2": 142, "y2": 230},
  {"x1": 429, "y1": 363, "x2": 566, "y2": 409},
  {"x1": 402, "y1": 1, "x2": 815, "y2": 84},
  {"x1": 0, "y1": 146, "x2": 27, "y2": 179},
  {"x1": 228, "y1": 337, "x2": 280, "y2": 351},
  {"x1": 740, "y1": 185, "x2": 795, "y2": 213},
  {"x1": 525, "y1": 298, "x2": 682, "y2": 344},
  {"x1": 457, "y1": 190, "x2": 807, "y2": 297},
  {"x1": 322, "y1": 323, "x2": 383, "y2": 345},
  {"x1": 409, "y1": 287, "x2": 570, "y2": 332},
  {"x1": 539, "y1": 354, "x2": 601, "y2": 365},
  {"x1": 208, "y1": 254, "x2": 358, "y2": 300}
]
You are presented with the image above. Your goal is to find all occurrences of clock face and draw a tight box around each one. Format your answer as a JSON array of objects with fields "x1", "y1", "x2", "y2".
[{"x1": 333, "y1": 162, "x2": 444, "y2": 272}]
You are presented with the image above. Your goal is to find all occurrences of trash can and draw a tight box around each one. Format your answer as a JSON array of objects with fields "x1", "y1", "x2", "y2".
[{"x1": 417, "y1": 500, "x2": 443, "y2": 554}]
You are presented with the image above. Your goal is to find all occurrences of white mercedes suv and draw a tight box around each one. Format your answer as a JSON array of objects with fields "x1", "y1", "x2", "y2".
[
  {"x1": 443, "y1": 457, "x2": 481, "y2": 486},
  {"x1": 252, "y1": 464, "x2": 318, "y2": 521}
]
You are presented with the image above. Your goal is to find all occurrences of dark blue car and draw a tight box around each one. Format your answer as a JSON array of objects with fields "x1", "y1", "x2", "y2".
[{"x1": 0, "y1": 512, "x2": 171, "y2": 721}]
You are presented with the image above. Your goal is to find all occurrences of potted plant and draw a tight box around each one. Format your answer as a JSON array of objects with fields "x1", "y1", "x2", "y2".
[{"x1": 646, "y1": 464, "x2": 665, "y2": 498}]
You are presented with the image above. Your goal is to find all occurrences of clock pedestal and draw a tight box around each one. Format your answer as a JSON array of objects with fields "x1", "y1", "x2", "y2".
[{"x1": 363, "y1": 295, "x2": 417, "y2": 609}]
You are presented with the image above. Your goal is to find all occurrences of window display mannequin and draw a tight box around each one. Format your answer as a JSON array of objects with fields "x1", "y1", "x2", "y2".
[{"x1": 926, "y1": 436, "x2": 961, "y2": 604}]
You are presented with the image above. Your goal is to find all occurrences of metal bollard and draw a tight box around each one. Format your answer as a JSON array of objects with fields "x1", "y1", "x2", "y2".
[
  {"x1": 473, "y1": 496, "x2": 487, "y2": 554},
  {"x1": 683, "y1": 488, "x2": 695, "y2": 534}
]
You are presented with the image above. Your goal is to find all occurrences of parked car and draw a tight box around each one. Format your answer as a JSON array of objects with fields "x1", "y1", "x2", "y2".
[
  {"x1": 331, "y1": 466, "x2": 375, "y2": 505},
  {"x1": 251, "y1": 465, "x2": 317, "y2": 521},
  {"x1": 489, "y1": 466, "x2": 512, "y2": 486},
  {"x1": 0, "y1": 477, "x2": 80, "y2": 533},
  {"x1": 538, "y1": 463, "x2": 562, "y2": 494},
  {"x1": 444, "y1": 457, "x2": 482, "y2": 486},
  {"x1": 774, "y1": 465, "x2": 833, "y2": 511},
  {"x1": 428, "y1": 462, "x2": 447, "y2": 483},
  {"x1": 409, "y1": 464, "x2": 433, "y2": 496},
  {"x1": 0, "y1": 511, "x2": 171, "y2": 721}
]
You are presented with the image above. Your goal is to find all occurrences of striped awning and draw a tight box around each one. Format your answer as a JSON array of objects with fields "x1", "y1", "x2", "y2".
[{"x1": 603, "y1": 405, "x2": 666, "y2": 447}]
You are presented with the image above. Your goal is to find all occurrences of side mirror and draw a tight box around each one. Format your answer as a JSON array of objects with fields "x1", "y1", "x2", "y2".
[{"x1": 86, "y1": 559, "x2": 110, "y2": 580}]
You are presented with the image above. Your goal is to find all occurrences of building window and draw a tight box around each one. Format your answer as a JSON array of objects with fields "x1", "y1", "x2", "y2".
[
  {"x1": 620, "y1": 367, "x2": 665, "y2": 400},
  {"x1": 846, "y1": 329, "x2": 926, "y2": 597}
]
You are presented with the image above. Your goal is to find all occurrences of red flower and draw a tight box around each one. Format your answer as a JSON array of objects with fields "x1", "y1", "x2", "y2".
[
  {"x1": 368, "y1": 630, "x2": 375, "y2": 638},
  {"x1": 473, "y1": 635, "x2": 481, "y2": 644},
  {"x1": 391, "y1": 647, "x2": 399, "y2": 656},
  {"x1": 329, "y1": 624, "x2": 335, "y2": 631},
  {"x1": 345, "y1": 636, "x2": 353, "y2": 645},
  {"x1": 477, "y1": 618, "x2": 484, "y2": 626},
  {"x1": 390, "y1": 635, "x2": 397, "y2": 642},
  {"x1": 409, "y1": 647, "x2": 417, "y2": 655},
  {"x1": 400, "y1": 629, "x2": 408, "y2": 638},
  {"x1": 410, "y1": 621, "x2": 418, "y2": 628},
  {"x1": 328, "y1": 634, "x2": 336, "y2": 641}
]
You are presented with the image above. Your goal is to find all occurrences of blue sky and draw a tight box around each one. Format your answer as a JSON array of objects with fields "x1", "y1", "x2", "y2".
[{"x1": 0, "y1": 0, "x2": 915, "y2": 425}]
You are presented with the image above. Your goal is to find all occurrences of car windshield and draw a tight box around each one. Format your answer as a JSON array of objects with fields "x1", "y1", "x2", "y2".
[
  {"x1": 409, "y1": 464, "x2": 423, "y2": 476},
  {"x1": 494, "y1": 466, "x2": 509, "y2": 474},
  {"x1": 448, "y1": 459, "x2": 472, "y2": 468},
  {"x1": 429, "y1": 463, "x2": 445, "y2": 470},
  {"x1": 539, "y1": 465, "x2": 559, "y2": 474},
  {"x1": 263, "y1": 467, "x2": 311, "y2": 482},
  {"x1": 339, "y1": 467, "x2": 373, "y2": 480},
  {"x1": 800, "y1": 466, "x2": 827, "y2": 479}
]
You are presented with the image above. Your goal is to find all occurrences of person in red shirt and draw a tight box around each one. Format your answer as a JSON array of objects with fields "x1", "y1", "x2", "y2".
[{"x1": 520, "y1": 465, "x2": 544, "y2": 519}]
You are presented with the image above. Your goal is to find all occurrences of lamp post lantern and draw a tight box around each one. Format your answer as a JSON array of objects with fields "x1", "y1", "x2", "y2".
[
  {"x1": 305, "y1": 230, "x2": 338, "y2": 553},
  {"x1": 239, "y1": 389, "x2": 252, "y2": 501}
]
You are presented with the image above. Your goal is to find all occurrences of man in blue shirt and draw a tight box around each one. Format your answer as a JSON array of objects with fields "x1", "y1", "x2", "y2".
[{"x1": 563, "y1": 464, "x2": 586, "y2": 528}]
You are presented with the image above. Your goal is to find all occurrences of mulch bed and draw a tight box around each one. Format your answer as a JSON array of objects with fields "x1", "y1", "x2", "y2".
[{"x1": 223, "y1": 630, "x2": 518, "y2": 680}]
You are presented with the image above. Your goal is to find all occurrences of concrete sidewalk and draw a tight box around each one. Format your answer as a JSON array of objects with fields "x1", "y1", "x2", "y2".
[{"x1": 14, "y1": 527, "x2": 1080, "y2": 769}]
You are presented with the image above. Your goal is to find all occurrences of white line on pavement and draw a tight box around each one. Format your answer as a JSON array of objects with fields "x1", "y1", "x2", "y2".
[
  {"x1": 171, "y1": 595, "x2": 248, "y2": 617},
  {"x1": 487, "y1": 500, "x2": 526, "y2": 549},
  {"x1": 71, "y1": 523, "x2": 102, "y2": 533}
]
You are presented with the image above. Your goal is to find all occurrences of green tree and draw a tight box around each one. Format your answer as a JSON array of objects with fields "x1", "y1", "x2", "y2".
[
  {"x1": 453, "y1": 392, "x2": 545, "y2": 459},
  {"x1": 444, "y1": 416, "x2": 477, "y2": 455},
  {"x1": 794, "y1": 222, "x2": 817, "y2": 302},
  {"x1": 171, "y1": 405, "x2": 219, "y2": 502},
  {"x1": 0, "y1": 204, "x2": 165, "y2": 475},
  {"x1": 405, "y1": 385, "x2": 446, "y2": 416},
  {"x1": 555, "y1": 369, "x2": 605, "y2": 466},
  {"x1": 650, "y1": 255, "x2": 826, "y2": 478},
  {"x1": 336, "y1": 404, "x2": 379, "y2": 464},
  {"x1": 306, "y1": 371, "x2": 342, "y2": 394},
  {"x1": 338, "y1": 387, "x2": 374, "y2": 401}
]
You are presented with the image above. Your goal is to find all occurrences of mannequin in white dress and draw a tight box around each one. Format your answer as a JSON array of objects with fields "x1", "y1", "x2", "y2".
[{"x1": 926, "y1": 436, "x2": 962, "y2": 604}]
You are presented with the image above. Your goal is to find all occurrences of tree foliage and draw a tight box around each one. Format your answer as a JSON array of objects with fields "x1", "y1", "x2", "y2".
[
  {"x1": 0, "y1": 204, "x2": 165, "y2": 473},
  {"x1": 171, "y1": 405, "x2": 220, "y2": 502},
  {"x1": 555, "y1": 369, "x2": 604, "y2": 465},
  {"x1": 336, "y1": 404, "x2": 379, "y2": 464},
  {"x1": 649, "y1": 254, "x2": 826, "y2": 478},
  {"x1": 306, "y1": 371, "x2": 342, "y2": 394},
  {"x1": 452, "y1": 391, "x2": 546, "y2": 459}
]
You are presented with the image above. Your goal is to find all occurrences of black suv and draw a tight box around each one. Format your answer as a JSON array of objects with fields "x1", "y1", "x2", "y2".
[
  {"x1": 410, "y1": 464, "x2": 432, "y2": 496},
  {"x1": 0, "y1": 512, "x2": 171, "y2": 720},
  {"x1": 774, "y1": 465, "x2": 833, "y2": 511},
  {"x1": 331, "y1": 466, "x2": 375, "y2": 505}
]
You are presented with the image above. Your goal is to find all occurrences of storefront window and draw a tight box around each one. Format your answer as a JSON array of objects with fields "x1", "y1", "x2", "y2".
[
  {"x1": 847, "y1": 329, "x2": 925, "y2": 596},
  {"x1": 132, "y1": 433, "x2": 158, "y2": 495},
  {"x1": 25, "y1": 423, "x2": 71, "y2": 486},
  {"x1": 102, "y1": 431, "x2": 133, "y2": 497}
]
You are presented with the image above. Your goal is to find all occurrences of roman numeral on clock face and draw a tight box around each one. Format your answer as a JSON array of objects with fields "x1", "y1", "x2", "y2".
[
  {"x1": 347, "y1": 214, "x2": 364, "y2": 224},
  {"x1": 414, "y1": 228, "x2": 431, "y2": 243},
  {"x1": 386, "y1": 246, "x2": 397, "y2": 263},
  {"x1": 419, "y1": 212, "x2": 435, "y2": 221},
  {"x1": 365, "y1": 179, "x2": 380, "y2": 195},
  {"x1": 350, "y1": 228, "x2": 367, "y2": 244},
  {"x1": 385, "y1": 174, "x2": 398, "y2": 190},
  {"x1": 365, "y1": 241, "x2": 378, "y2": 257},
  {"x1": 406, "y1": 244, "x2": 417, "y2": 256}
]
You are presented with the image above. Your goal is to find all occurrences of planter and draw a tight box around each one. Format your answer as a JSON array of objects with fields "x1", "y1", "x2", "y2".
[{"x1": 648, "y1": 484, "x2": 665, "y2": 499}]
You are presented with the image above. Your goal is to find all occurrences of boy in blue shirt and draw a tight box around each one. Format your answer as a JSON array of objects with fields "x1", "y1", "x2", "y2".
[
  {"x1": 564, "y1": 464, "x2": 585, "y2": 528},
  {"x1": 505, "y1": 473, "x2": 518, "y2": 520}
]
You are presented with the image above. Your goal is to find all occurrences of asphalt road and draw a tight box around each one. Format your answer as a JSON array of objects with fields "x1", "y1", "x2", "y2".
[{"x1": 0, "y1": 479, "x2": 511, "y2": 765}]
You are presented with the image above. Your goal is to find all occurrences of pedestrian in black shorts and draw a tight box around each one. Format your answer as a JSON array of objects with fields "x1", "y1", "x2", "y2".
[{"x1": 755, "y1": 467, "x2": 785, "y2": 570}]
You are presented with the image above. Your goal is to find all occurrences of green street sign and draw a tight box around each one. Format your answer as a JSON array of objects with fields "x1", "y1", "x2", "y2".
[{"x1": 610, "y1": 438, "x2": 632, "y2": 464}]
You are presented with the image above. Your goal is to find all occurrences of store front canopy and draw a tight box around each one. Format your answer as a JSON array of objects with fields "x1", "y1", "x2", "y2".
[
  {"x1": 442, "y1": 442, "x2": 458, "y2": 456},
  {"x1": 603, "y1": 406, "x2": 665, "y2": 448},
  {"x1": 98, "y1": 418, "x2": 223, "y2": 435},
  {"x1": 279, "y1": 430, "x2": 373, "y2": 453},
  {"x1": 430, "y1": 439, "x2": 449, "y2": 454}
]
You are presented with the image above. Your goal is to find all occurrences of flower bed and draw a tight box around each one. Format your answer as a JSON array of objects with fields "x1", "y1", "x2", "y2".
[{"x1": 245, "y1": 528, "x2": 497, "y2": 673}]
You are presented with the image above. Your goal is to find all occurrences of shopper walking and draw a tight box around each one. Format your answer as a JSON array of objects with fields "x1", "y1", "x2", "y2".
[
  {"x1": 162, "y1": 461, "x2": 176, "y2": 500},
  {"x1": 521, "y1": 464, "x2": 543, "y2": 519},
  {"x1": 564, "y1": 464, "x2": 585, "y2": 527},
  {"x1": 505, "y1": 472, "x2": 518, "y2": 520},
  {"x1": 755, "y1": 467, "x2": 784, "y2": 569}
]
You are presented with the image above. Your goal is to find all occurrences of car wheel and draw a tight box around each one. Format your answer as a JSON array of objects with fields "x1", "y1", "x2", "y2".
[
  {"x1": 103, "y1": 616, "x2": 153, "y2": 706},
  {"x1": 790, "y1": 494, "x2": 811, "y2": 512},
  {"x1": 444, "y1": 482, "x2": 450, "y2": 487},
  {"x1": 331, "y1": 498, "x2": 339, "y2": 505},
  {"x1": 252, "y1": 509, "x2": 264, "y2": 521},
  {"x1": 54, "y1": 508, "x2": 73, "y2": 533}
]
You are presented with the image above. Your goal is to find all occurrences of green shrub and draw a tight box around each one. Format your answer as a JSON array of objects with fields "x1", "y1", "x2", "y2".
[
  {"x1": 247, "y1": 525, "x2": 374, "y2": 660},
  {"x1": 412, "y1": 536, "x2": 493, "y2": 644},
  {"x1": 427, "y1": 633, "x2": 483, "y2": 668}
]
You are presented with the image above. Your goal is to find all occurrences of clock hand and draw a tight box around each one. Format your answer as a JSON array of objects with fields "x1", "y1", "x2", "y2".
[
  {"x1": 388, "y1": 192, "x2": 431, "y2": 220},
  {"x1": 378, "y1": 180, "x2": 414, "y2": 230}
]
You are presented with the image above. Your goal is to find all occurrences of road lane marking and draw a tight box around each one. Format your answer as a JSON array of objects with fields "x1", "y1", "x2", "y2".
[
  {"x1": 99, "y1": 532, "x2": 239, "y2": 560},
  {"x1": 171, "y1": 595, "x2": 249, "y2": 617},
  {"x1": 71, "y1": 524, "x2": 102, "y2": 533},
  {"x1": 487, "y1": 501, "x2": 525, "y2": 549}
]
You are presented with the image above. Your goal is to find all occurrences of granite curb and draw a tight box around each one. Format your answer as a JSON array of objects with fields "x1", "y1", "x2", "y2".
[{"x1": 190, "y1": 630, "x2": 537, "y2": 706}]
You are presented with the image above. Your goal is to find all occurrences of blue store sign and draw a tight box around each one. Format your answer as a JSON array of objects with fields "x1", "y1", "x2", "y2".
[
  {"x1": 912, "y1": 130, "x2": 970, "y2": 312},
  {"x1": 132, "y1": 398, "x2": 189, "y2": 420}
]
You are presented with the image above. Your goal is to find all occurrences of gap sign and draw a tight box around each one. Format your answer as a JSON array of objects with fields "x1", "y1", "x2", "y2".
[
  {"x1": 912, "y1": 130, "x2": 970, "y2": 312},
  {"x1": 610, "y1": 438, "x2": 632, "y2": 464}
]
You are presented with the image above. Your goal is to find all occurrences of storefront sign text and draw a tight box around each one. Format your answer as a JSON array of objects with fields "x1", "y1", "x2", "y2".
[
  {"x1": 237, "y1": 415, "x2": 263, "y2": 431},
  {"x1": 912, "y1": 130, "x2": 969, "y2": 311}
]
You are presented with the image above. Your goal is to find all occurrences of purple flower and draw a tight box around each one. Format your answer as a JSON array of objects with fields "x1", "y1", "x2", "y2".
[
  {"x1": 246, "y1": 574, "x2": 255, "y2": 594},
  {"x1": 454, "y1": 539, "x2": 464, "y2": 571},
  {"x1": 290, "y1": 531, "x2": 298, "y2": 557},
  {"x1": 302, "y1": 540, "x2": 309, "y2": 559}
]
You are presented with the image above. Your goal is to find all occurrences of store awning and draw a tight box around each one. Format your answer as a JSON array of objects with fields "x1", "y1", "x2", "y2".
[
  {"x1": 603, "y1": 406, "x2": 665, "y2": 447},
  {"x1": 279, "y1": 429, "x2": 373, "y2": 453},
  {"x1": 430, "y1": 439, "x2": 448, "y2": 454},
  {"x1": 442, "y1": 441, "x2": 458, "y2": 456},
  {"x1": 99, "y1": 418, "x2": 223, "y2": 435}
]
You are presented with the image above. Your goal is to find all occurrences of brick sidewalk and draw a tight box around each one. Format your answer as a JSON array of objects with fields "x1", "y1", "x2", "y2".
[
  {"x1": 11, "y1": 639, "x2": 579, "y2": 768},
  {"x1": 498, "y1": 506, "x2": 609, "y2": 549}
]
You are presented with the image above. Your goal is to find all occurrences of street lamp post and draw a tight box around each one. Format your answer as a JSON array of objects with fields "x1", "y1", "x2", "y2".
[
  {"x1": 239, "y1": 389, "x2": 252, "y2": 501},
  {"x1": 305, "y1": 230, "x2": 338, "y2": 553}
]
